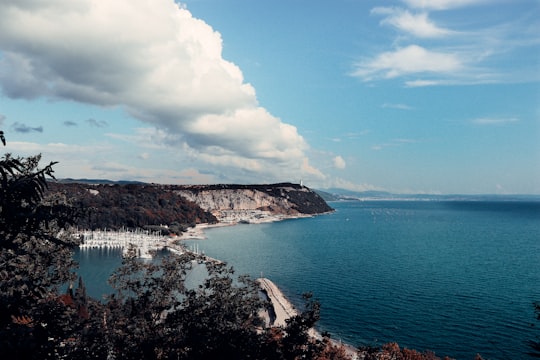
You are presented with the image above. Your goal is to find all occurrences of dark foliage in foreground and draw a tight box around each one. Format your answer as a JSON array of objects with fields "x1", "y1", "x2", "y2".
[
  {"x1": 0, "y1": 154, "x2": 81, "y2": 358},
  {"x1": 0, "y1": 154, "x2": 351, "y2": 359}
]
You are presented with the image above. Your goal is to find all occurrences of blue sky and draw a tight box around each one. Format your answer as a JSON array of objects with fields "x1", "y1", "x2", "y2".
[{"x1": 0, "y1": 0, "x2": 538, "y2": 194}]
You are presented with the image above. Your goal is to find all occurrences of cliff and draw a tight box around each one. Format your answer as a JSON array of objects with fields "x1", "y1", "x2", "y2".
[
  {"x1": 174, "y1": 183, "x2": 333, "y2": 223},
  {"x1": 46, "y1": 182, "x2": 333, "y2": 229}
]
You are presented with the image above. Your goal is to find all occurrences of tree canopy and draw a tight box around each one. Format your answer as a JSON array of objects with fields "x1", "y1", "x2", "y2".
[{"x1": 0, "y1": 154, "x2": 81, "y2": 358}]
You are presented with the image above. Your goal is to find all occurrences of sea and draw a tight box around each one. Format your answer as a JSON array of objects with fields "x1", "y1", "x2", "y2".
[{"x1": 75, "y1": 199, "x2": 540, "y2": 360}]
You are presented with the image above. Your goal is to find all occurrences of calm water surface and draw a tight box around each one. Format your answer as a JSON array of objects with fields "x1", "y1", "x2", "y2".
[{"x1": 79, "y1": 200, "x2": 540, "y2": 359}]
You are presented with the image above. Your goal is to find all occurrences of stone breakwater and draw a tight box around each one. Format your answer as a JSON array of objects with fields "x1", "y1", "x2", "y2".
[
  {"x1": 257, "y1": 277, "x2": 298, "y2": 327},
  {"x1": 257, "y1": 278, "x2": 359, "y2": 359}
]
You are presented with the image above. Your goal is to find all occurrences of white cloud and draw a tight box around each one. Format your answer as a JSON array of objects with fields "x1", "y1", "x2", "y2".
[
  {"x1": 330, "y1": 131, "x2": 371, "y2": 143},
  {"x1": 333, "y1": 156, "x2": 346, "y2": 170},
  {"x1": 0, "y1": 0, "x2": 321, "y2": 181},
  {"x1": 405, "y1": 79, "x2": 442, "y2": 87},
  {"x1": 352, "y1": 45, "x2": 463, "y2": 81},
  {"x1": 104, "y1": 125, "x2": 324, "y2": 184},
  {"x1": 382, "y1": 103, "x2": 414, "y2": 110},
  {"x1": 400, "y1": 0, "x2": 487, "y2": 10},
  {"x1": 359, "y1": 1, "x2": 540, "y2": 86},
  {"x1": 185, "y1": 107, "x2": 307, "y2": 162},
  {"x1": 372, "y1": 7, "x2": 453, "y2": 38},
  {"x1": 324, "y1": 177, "x2": 384, "y2": 193},
  {"x1": 471, "y1": 117, "x2": 519, "y2": 125},
  {"x1": 301, "y1": 158, "x2": 325, "y2": 180},
  {"x1": 372, "y1": 138, "x2": 418, "y2": 151}
]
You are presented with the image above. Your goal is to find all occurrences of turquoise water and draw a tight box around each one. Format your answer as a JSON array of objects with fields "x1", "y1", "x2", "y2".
[
  {"x1": 78, "y1": 200, "x2": 540, "y2": 359},
  {"x1": 74, "y1": 247, "x2": 123, "y2": 301}
]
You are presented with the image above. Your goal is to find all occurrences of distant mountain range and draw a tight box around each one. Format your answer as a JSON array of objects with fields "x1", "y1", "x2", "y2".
[{"x1": 315, "y1": 188, "x2": 540, "y2": 202}]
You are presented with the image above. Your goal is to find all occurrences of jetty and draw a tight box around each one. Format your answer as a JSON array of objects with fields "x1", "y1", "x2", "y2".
[
  {"x1": 257, "y1": 277, "x2": 298, "y2": 327},
  {"x1": 258, "y1": 278, "x2": 359, "y2": 359}
]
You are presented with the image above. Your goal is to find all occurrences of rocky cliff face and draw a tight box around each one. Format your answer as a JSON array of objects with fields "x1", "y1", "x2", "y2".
[{"x1": 174, "y1": 183, "x2": 333, "y2": 223}]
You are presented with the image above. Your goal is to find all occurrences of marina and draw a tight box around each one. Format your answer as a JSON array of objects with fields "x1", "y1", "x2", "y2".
[
  {"x1": 76, "y1": 225, "x2": 222, "y2": 262},
  {"x1": 78, "y1": 228, "x2": 174, "y2": 258}
]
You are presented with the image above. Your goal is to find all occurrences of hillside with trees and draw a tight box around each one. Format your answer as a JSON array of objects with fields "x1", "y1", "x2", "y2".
[{"x1": 46, "y1": 182, "x2": 218, "y2": 233}]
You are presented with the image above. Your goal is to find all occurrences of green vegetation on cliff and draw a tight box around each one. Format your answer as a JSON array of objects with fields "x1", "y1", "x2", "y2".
[{"x1": 47, "y1": 182, "x2": 218, "y2": 233}]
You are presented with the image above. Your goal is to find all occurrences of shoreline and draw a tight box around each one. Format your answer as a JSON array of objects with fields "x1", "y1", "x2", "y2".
[{"x1": 177, "y1": 210, "x2": 327, "y2": 241}]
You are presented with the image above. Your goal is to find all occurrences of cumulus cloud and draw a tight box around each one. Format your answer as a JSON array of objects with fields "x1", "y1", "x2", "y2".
[
  {"x1": 333, "y1": 156, "x2": 346, "y2": 169},
  {"x1": 0, "y1": 0, "x2": 321, "y2": 181},
  {"x1": 11, "y1": 122, "x2": 43, "y2": 133},
  {"x1": 352, "y1": 45, "x2": 462, "y2": 81},
  {"x1": 372, "y1": 7, "x2": 453, "y2": 38}
]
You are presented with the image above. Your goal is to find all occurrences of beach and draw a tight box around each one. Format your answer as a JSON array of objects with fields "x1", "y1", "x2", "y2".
[{"x1": 177, "y1": 210, "x2": 314, "y2": 240}]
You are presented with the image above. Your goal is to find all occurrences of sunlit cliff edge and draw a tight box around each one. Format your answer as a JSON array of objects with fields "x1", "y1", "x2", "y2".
[{"x1": 174, "y1": 182, "x2": 334, "y2": 223}]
